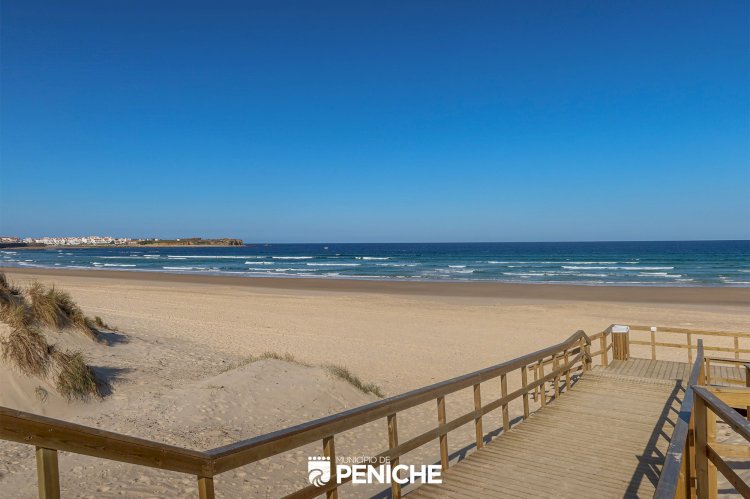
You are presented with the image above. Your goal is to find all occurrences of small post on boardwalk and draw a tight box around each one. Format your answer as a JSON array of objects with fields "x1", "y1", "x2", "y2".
[{"x1": 612, "y1": 325, "x2": 630, "y2": 361}]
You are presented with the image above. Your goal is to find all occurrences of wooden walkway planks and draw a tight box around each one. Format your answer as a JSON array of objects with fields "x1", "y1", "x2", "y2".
[
  {"x1": 606, "y1": 358, "x2": 745, "y2": 384},
  {"x1": 407, "y1": 365, "x2": 687, "y2": 498}
]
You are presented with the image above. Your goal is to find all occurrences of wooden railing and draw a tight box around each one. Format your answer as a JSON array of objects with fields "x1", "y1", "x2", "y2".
[
  {"x1": 653, "y1": 339, "x2": 704, "y2": 499},
  {"x1": 654, "y1": 341, "x2": 750, "y2": 499},
  {"x1": 0, "y1": 329, "x2": 596, "y2": 499},
  {"x1": 626, "y1": 325, "x2": 750, "y2": 363}
]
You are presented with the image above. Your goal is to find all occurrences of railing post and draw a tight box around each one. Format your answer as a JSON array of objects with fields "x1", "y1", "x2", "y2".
[
  {"x1": 735, "y1": 336, "x2": 740, "y2": 360},
  {"x1": 650, "y1": 326, "x2": 657, "y2": 360},
  {"x1": 612, "y1": 325, "x2": 630, "y2": 361},
  {"x1": 35, "y1": 447, "x2": 60, "y2": 499},
  {"x1": 387, "y1": 413, "x2": 401, "y2": 499},
  {"x1": 563, "y1": 349, "x2": 571, "y2": 392},
  {"x1": 500, "y1": 373, "x2": 510, "y2": 432},
  {"x1": 197, "y1": 476, "x2": 215, "y2": 499},
  {"x1": 694, "y1": 393, "x2": 711, "y2": 499},
  {"x1": 436, "y1": 396, "x2": 449, "y2": 470},
  {"x1": 473, "y1": 384, "x2": 483, "y2": 449},
  {"x1": 323, "y1": 436, "x2": 337, "y2": 499},
  {"x1": 552, "y1": 353, "x2": 560, "y2": 399},
  {"x1": 705, "y1": 358, "x2": 712, "y2": 385},
  {"x1": 689, "y1": 410, "x2": 696, "y2": 496},
  {"x1": 745, "y1": 365, "x2": 750, "y2": 421},
  {"x1": 599, "y1": 334, "x2": 608, "y2": 367},
  {"x1": 706, "y1": 405, "x2": 718, "y2": 499},
  {"x1": 521, "y1": 365, "x2": 530, "y2": 420},
  {"x1": 538, "y1": 359, "x2": 546, "y2": 408},
  {"x1": 688, "y1": 332, "x2": 693, "y2": 364},
  {"x1": 584, "y1": 339, "x2": 592, "y2": 371}
]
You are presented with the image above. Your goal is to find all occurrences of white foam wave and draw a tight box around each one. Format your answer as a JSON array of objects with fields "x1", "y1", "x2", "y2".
[
  {"x1": 163, "y1": 266, "x2": 207, "y2": 271},
  {"x1": 167, "y1": 255, "x2": 258, "y2": 259},
  {"x1": 562, "y1": 266, "x2": 674, "y2": 270},
  {"x1": 101, "y1": 255, "x2": 160, "y2": 259},
  {"x1": 637, "y1": 272, "x2": 683, "y2": 278},
  {"x1": 306, "y1": 263, "x2": 360, "y2": 267},
  {"x1": 103, "y1": 263, "x2": 137, "y2": 267},
  {"x1": 356, "y1": 256, "x2": 389, "y2": 260},
  {"x1": 272, "y1": 256, "x2": 314, "y2": 260},
  {"x1": 244, "y1": 261, "x2": 273, "y2": 265},
  {"x1": 566, "y1": 261, "x2": 618, "y2": 264},
  {"x1": 448, "y1": 265, "x2": 466, "y2": 268}
]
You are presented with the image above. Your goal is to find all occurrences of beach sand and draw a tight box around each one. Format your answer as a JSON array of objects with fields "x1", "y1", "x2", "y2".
[{"x1": 1, "y1": 268, "x2": 749, "y2": 498}]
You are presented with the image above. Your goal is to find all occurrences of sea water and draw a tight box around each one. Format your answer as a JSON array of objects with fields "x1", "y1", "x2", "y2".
[{"x1": 1, "y1": 240, "x2": 748, "y2": 287}]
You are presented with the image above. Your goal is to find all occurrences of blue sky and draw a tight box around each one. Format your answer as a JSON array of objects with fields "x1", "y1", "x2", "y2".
[{"x1": 1, "y1": 1, "x2": 748, "y2": 242}]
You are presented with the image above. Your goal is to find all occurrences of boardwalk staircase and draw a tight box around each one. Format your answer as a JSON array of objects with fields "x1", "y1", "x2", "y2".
[{"x1": 2, "y1": 325, "x2": 750, "y2": 498}]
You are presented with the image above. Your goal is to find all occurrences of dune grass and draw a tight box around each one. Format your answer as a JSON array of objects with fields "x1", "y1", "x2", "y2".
[
  {"x1": 1, "y1": 326, "x2": 51, "y2": 377},
  {"x1": 0, "y1": 272, "x2": 107, "y2": 401},
  {"x1": 51, "y1": 348, "x2": 105, "y2": 402},
  {"x1": 250, "y1": 351, "x2": 312, "y2": 366},
  {"x1": 27, "y1": 281, "x2": 100, "y2": 341},
  {"x1": 242, "y1": 351, "x2": 385, "y2": 397},
  {"x1": 324, "y1": 364, "x2": 385, "y2": 397},
  {"x1": 0, "y1": 273, "x2": 23, "y2": 307},
  {"x1": 93, "y1": 315, "x2": 118, "y2": 331},
  {"x1": 0, "y1": 302, "x2": 33, "y2": 330}
]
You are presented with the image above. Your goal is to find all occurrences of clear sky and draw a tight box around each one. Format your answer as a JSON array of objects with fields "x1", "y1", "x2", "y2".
[{"x1": 1, "y1": 1, "x2": 748, "y2": 243}]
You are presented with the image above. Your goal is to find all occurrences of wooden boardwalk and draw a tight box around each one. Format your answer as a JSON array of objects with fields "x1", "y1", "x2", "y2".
[
  {"x1": 408, "y1": 359, "x2": 744, "y2": 498},
  {"x1": 5, "y1": 327, "x2": 749, "y2": 498},
  {"x1": 607, "y1": 358, "x2": 745, "y2": 385}
]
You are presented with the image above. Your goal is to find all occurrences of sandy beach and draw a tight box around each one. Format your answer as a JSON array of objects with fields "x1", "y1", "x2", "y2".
[{"x1": 1, "y1": 268, "x2": 749, "y2": 498}]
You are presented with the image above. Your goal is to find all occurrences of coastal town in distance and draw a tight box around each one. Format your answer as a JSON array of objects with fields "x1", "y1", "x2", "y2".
[{"x1": 0, "y1": 235, "x2": 243, "y2": 248}]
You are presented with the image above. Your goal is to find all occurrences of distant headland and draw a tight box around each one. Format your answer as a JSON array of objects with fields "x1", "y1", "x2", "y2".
[{"x1": 0, "y1": 236, "x2": 243, "y2": 249}]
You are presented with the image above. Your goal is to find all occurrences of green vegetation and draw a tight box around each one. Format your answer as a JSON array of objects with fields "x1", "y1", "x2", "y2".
[
  {"x1": 27, "y1": 282, "x2": 100, "y2": 341},
  {"x1": 0, "y1": 272, "x2": 107, "y2": 401},
  {"x1": 51, "y1": 348, "x2": 105, "y2": 402},
  {"x1": 240, "y1": 351, "x2": 385, "y2": 398},
  {"x1": 137, "y1": 237, "x2": 243, "y2": 246},
  {"x1": 93, "y1": 315, "x2": 118, "y2": 331},
  {"x1": 1, "y1": 326, "x2": 50, "y2": 377},
  {"x1": 323, "y1": 364, "x2": 385, "y2": 398}
]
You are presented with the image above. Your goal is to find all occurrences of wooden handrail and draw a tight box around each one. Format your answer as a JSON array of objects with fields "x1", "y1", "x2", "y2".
[
  {"x1": 206, "y1": 330, "x2": 591, "y2": 471},
  {"x1": 0, "y1": 406, "x2": 212, "y2": 475},
  {"x1": 693, "y1": 386, "x2": 750, "y2": 442},
  {"x1": 653, "y1": 340, "x2": 704, "y2": 499},
  {"x1": 628, "y1": 325, "x2": 750, "y2": 338},
  {"x1": 622, "y1": 324, "x2": 750, "y2": 364},
  {"x1": 1, "y1": 328, "x2": 592, "y2": 498}
]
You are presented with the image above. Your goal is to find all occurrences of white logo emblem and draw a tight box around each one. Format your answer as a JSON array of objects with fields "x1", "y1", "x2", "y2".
[{"x1": 308, "y1": 456, "x2": 331, "y2": 487}]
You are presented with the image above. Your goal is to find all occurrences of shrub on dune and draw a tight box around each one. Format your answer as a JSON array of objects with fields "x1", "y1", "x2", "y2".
[
  {"x1": 93, "y1": 315, "x2": 117, "y2": 331},
  {"x1": 0, "y1": 272, "x2": 108, "y2": 401},
  {"x1": 0, "y1": 302, "x2": 33, "y2": 331},
  {"x1": 51, "y1": 348, "x2": 104, "y2": 401},
  {"x1": 27, "y1": 281, "x2": 65, "y2": 329},
  {"x1": 27, "y1": 281, "x2": 100, "y2": 341},
  {"x1": 1, "y1": 326, "x2": 51, "y2": 377},
  {"x1": 324, "y1": 364, "x2": 384, "y2": 397},
  {"x1": 0, "y1": 273, "x2": 22, "y2": 307}
]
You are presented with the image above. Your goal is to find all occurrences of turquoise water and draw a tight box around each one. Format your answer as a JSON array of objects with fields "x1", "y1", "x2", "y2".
[{"x1": 1, "y1": 241, "x2": 748, "y2": 287}]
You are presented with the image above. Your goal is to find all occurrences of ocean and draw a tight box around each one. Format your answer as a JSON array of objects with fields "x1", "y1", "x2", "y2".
[{"x1": 1, "y1": 240, "x2": 748, "y2": 287}]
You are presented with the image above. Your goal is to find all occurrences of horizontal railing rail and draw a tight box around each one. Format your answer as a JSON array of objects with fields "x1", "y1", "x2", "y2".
[
  {"x1": 1, "y1": 329, "x2": 594, "y2": 499},
  {"x1": 626, "y1": 325, "x2": 750, "y2": 364}
]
